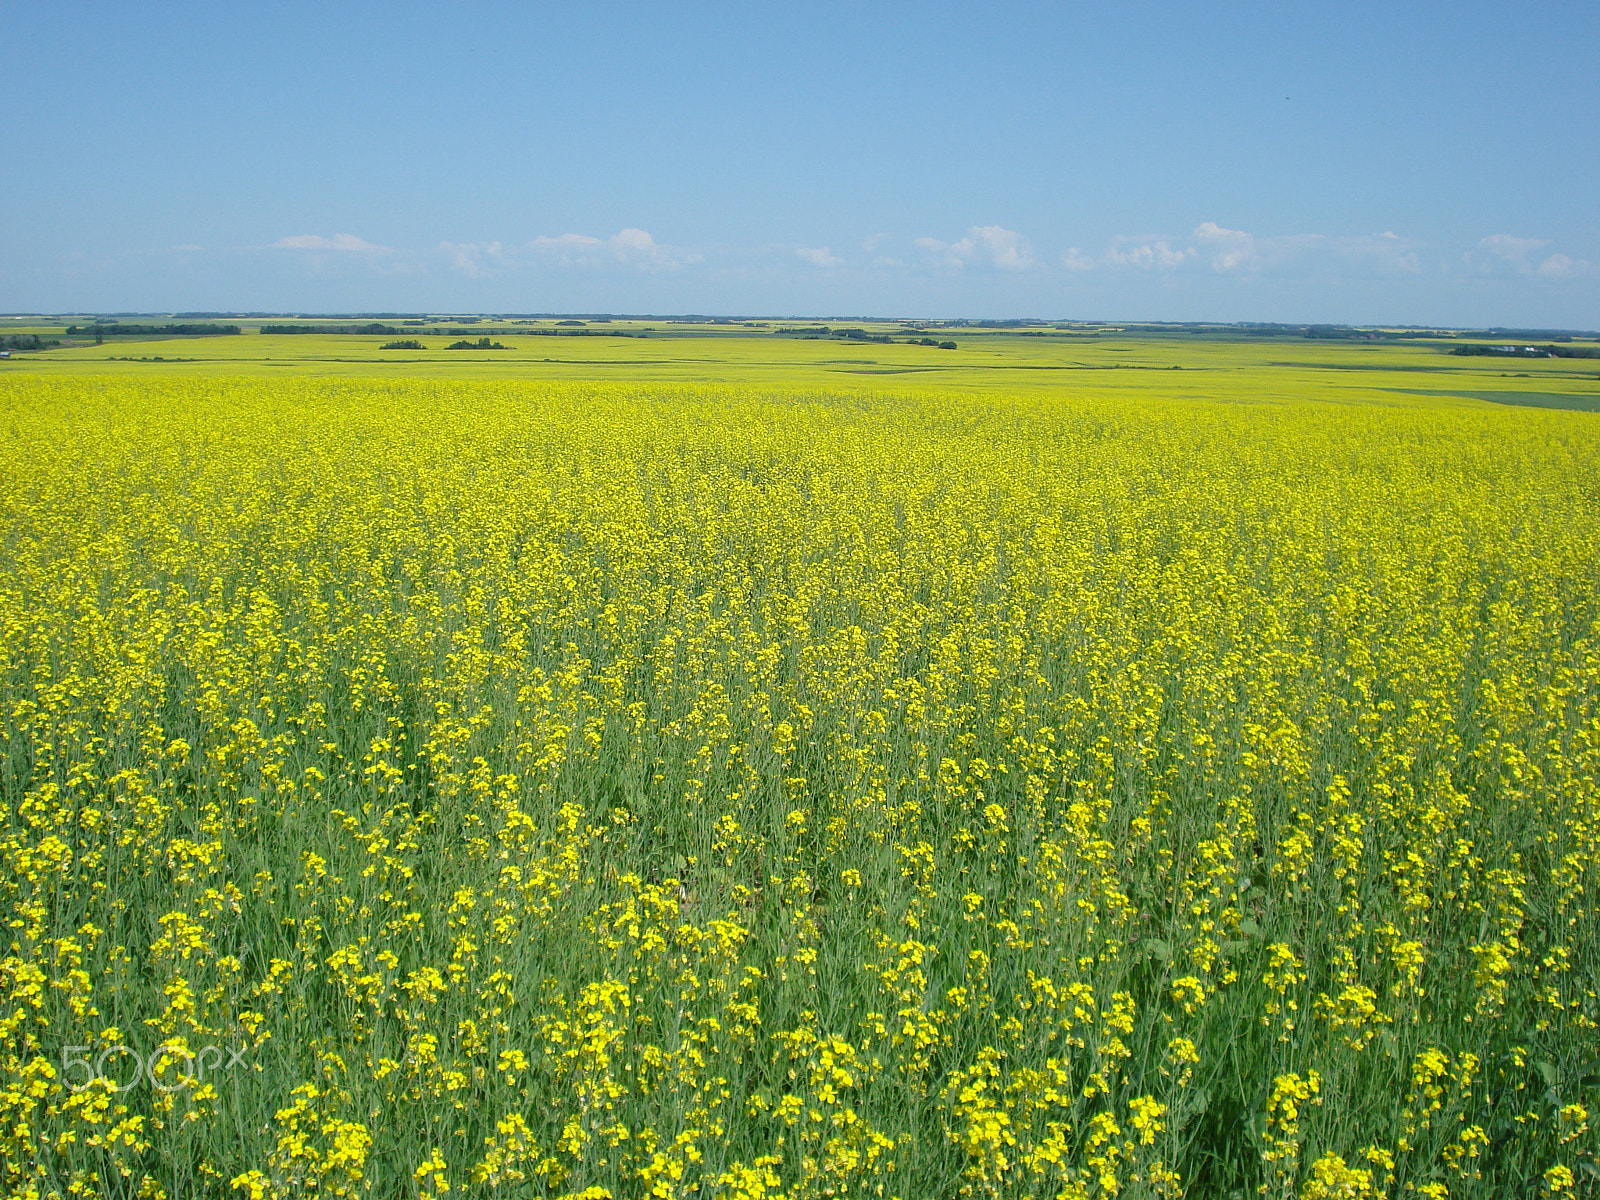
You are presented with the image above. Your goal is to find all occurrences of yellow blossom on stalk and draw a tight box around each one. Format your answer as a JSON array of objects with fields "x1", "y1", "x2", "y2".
[
  {"x1": 1300, "y1": 1152, "x2": 1378, "y2": 1198},
  {"x1": 414, "y1": 1150, "x2": 450, "y2": 1198},
  {"x1": 1543, "y1": 1164, "x2": 1576, "y2": 1197},
  {"x1": 1171, "y1": 976, "x2": 1207, "y2": 1015}
]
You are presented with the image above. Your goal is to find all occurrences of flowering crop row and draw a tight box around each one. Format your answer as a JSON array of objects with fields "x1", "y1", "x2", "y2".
[{"x1": 0, "y1": 376, "x2": 1595, "y2": 1198}]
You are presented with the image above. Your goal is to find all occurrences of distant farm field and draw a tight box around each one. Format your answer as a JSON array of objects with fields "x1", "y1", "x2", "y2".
[{"x1": 1, "y1": 372, "x2": 1597, "y2": 1198}]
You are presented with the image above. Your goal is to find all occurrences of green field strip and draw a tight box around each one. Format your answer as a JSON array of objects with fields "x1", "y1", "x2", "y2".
[{"x1": 1377, "y1": 387, "x2": 1600, "y2": 412}]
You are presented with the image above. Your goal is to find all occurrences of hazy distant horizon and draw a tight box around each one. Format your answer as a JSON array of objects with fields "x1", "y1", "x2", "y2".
[{"x1": 10, "y1": 312, "x2": 1600, "y2": 338}]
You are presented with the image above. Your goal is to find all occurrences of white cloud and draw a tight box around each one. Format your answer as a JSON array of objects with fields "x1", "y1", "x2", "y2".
[
  {"x1": 1189, "y1": 223, "x2": 1420, "y2": 276},
  {"x1": 524, "y1": 232, "x2": 609, "y2": 268},
  {"x1": 916, "y1": 225, "x2": 1035, "y2": 270},
  {"x1": 1193, "y1": 222, "x2": 1260, "y2": 272},
  {"x1": 272, "y1": 233, "x2": 389, "y2": 252},
  {"x1": 1105, "y1": 238, "x2": 1195, "y2": 269},
  {"x1": 438, "y1": 240, "x2": 506, "y2": 278},
  {"x1": 246, "y1": 221, "x2": 1480, "y2": 289},
  {"x1": 609, "y1": 227, "x2": 670, "y2": 264},
  {"x1": 1062, "y1": 237, "x2": 1195, "y2": 271},
  {"x1": 430, "y1": 229, "x2": 697, "y2": 274},
  {"x1": 1058, "y1": 223, "x2": 1419, "y2": 278},
  {"x1": 971, "y1": 225, "x2": 1035, "y2": 269},
  {"x1": 528, "y1": 232, "x2": 603, "y2": 252},
  {"x1": 1476, "y1": 234, "x2": 1550, "y2": 268},
  {"x1": 914, "y1": 235, "x2": 963, "y2": 267},
  {"x1": 524, "y1": 228, "x2": 697, "y2": 270},
  {"x1": 1331, "y1": 230, "x2": 1420, "y2": 275},
  {"x1": 1469, "y1": 235, "x2": 1589, "y2": 279},
  {"x1": 1536, "y1": 253, "x2": 1593, "y2": 279},
  {"x1": 796, "y1": 246, "x2": 843, "y2": 268},
  {"x1": 168, "y1": 243, "x2": 204, "y2": 252}
]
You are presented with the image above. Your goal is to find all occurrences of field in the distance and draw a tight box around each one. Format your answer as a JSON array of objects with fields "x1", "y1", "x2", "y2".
[
  {"x1": 0, "y1": 335, "x2": 1596, "y2": 1198},
  {"x1": 5, "y1": 315, "x2": 1600, "y2": 410}
]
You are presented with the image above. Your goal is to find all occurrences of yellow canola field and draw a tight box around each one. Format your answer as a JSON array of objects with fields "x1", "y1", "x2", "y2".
[{"x1": 0, "y1": 376, "x2": 1596, "y2": 1199}]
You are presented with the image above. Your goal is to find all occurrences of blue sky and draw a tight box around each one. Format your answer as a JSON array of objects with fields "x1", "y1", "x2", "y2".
[{"x1": 3, "y1": 2, "x2": 1596, "y2": 325}]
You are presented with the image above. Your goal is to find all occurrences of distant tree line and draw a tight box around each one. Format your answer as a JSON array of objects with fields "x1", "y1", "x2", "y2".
[
  {"x1": 173, "y1": 312, "x2": 282, "y2": 319},
  {"x1": 516, "y1": 328, "x2": 637, "y2": 338},
  {"x1": 446, "y1": 338, "x2": 507, "y2": 350},
  {"x1": 263, "y1": 325, "x2": 638, "y2": 339},
  {"x1": 1450, "y1": 344, "x2": 1600, "y2": 359},
  {"x1": 260, "y1": 324, "x2": 406, "y2": 335},
  {"x1": 773, "y1": 325, "x2": 955, "y2": 348},
  {"x1": 1301, "y1": 325, "x2": 1412, "y2": 340},
  {"x1": 196, "y1": 312, "x2": 425, "y2": 320},
  {"x1": 380, "y1": 340, "x2": 426, "y2": 350},
  {"x1": 2, "y1": 334, "x2": 60, "y2": 350},
  {"x1": 947, "y1": 319, "x2": 1048, "y2": 328},
  {"x1": 66, "y1": 324, "x2": 240, "y2": 336}
]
